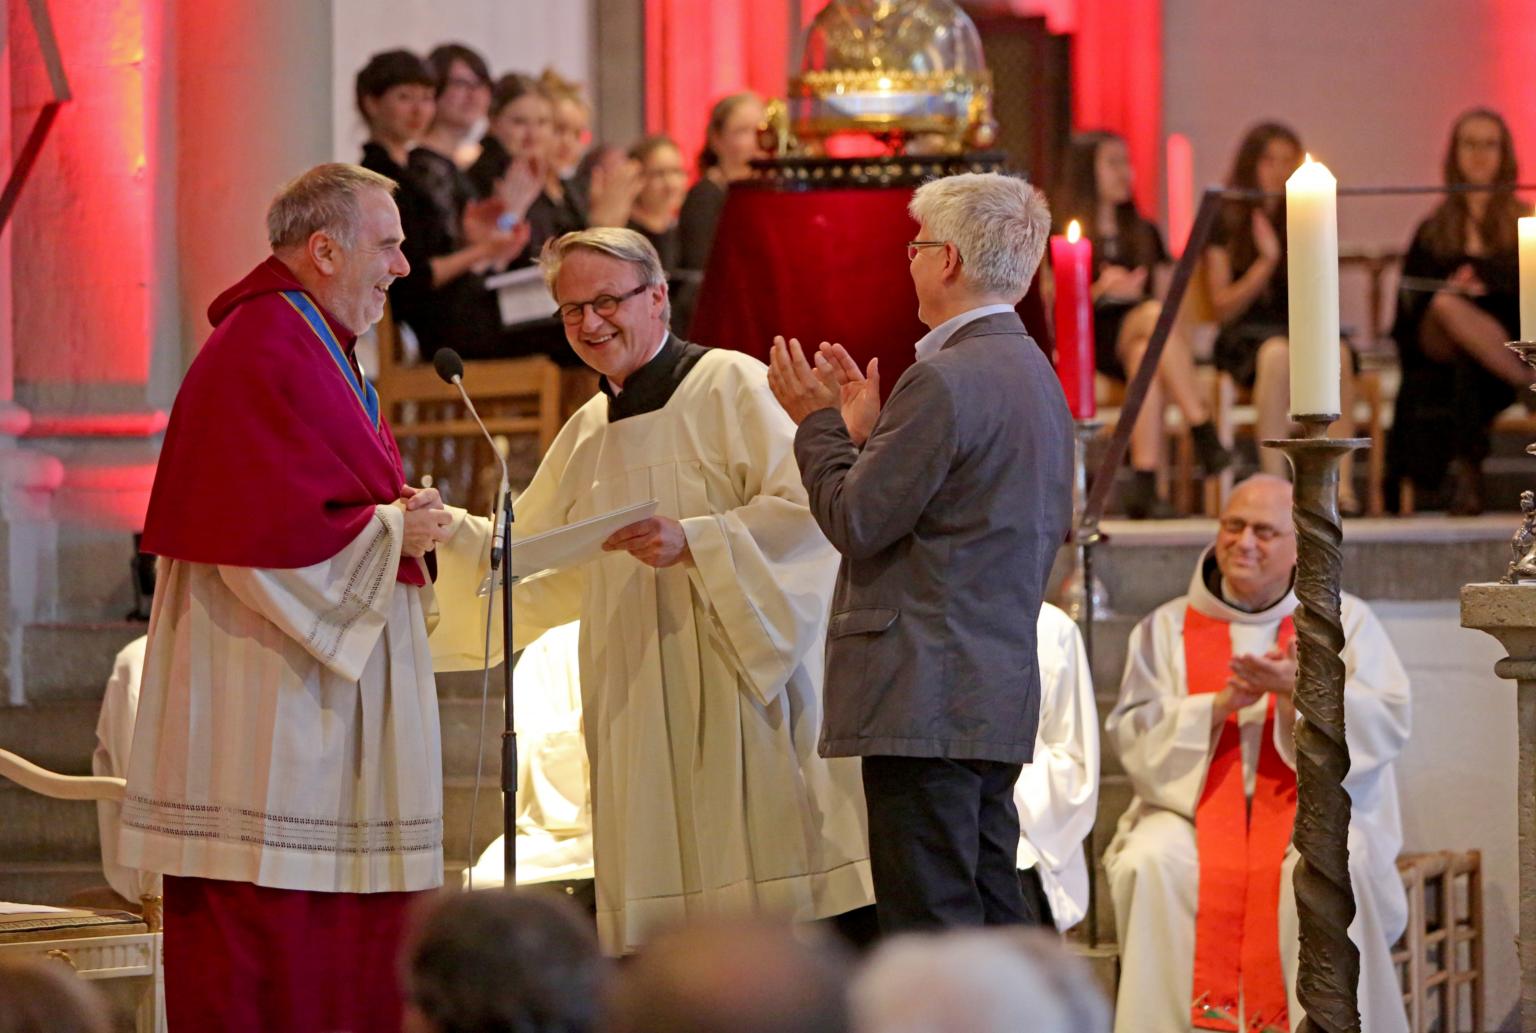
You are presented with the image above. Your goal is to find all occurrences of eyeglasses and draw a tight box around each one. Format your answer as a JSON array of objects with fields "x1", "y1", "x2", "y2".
[
  {"x1": 557, "y1": 283, "x2": 649, "y2": 325},
  {"x1": 445, "y1": 76, "x2": 489, "y2": 93},
  {"x1": 906, "y1": 240, "x2": 948, "y2": 262},
  {"x1": 1217, "y1": 517, "x2": 1293, "y2": 543}
]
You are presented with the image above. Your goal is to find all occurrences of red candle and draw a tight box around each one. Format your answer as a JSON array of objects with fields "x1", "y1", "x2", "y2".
[{"x1": 1050, "y1": 220, "x2": 1095, "y2": 420}]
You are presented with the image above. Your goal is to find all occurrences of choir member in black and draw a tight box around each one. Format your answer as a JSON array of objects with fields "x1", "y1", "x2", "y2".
[
  {"x1": 674, "y1": 92, "x2": 765, "y2": 333},
  {"x1": 1388, "y1": 108, "x2": 1531, "y2": 514},
  {"x1": 626, "y1": 135, "x2": 687, "y2": 274},
  {"x1": 355, "y1": 51, "x2": 540, "y2": 363},
  {"x1": 1053, "y1": 130, "x2": 1231, "y2": 518},
  {"x1": 1204, "y1": 121, "x2": 1359, "y2": 512}
]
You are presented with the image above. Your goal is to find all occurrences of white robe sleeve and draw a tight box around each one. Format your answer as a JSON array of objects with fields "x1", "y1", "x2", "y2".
[
  {"x1": 505, "y1": 418, "x2": 592, "y2": 651},
  {"x1": 216, "y1": 504, "x2": 404, "y2": 682},
  {"x1": 1274, "y1": 595, "x2": 1411, "y2": 792},
  {"x1": 1107, "y1": 605, "x2": 1220, "y2": 820},
  {"x1": 678, "y1": 362, "x2": 839, "y2": 706},
  {"x1": 1014, "y1": 608, "x2": 1099, "y2": 887},
  {"x1": 425, "y1": 506, "x2": 508, "y2": 672}
]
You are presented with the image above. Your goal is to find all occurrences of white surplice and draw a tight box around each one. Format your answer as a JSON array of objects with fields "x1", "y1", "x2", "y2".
[
  {"x1": 1103, "y1": 550, "x2": 1411, "y2": 1033},
  {"x1": 489, "y1": 348, "x2": 873, "y2": 953},
  {"x1": 116, "y1": 503, "x2": 484, "y2": 894},
  {"x1": 1015, "y1": 603, "x2": 1099, "y2": 932}
]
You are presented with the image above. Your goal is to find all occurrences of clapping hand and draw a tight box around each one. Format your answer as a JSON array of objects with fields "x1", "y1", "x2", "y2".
[
  {"x1": 1252, "y1": 209, "x2": 1282, "y2": 264},
  {"x1": 765, "y1": 335, "x2": 840, "y2": 425},
  {"x1": 816, "y1": 343, "x2": 881, "y2": 446}
]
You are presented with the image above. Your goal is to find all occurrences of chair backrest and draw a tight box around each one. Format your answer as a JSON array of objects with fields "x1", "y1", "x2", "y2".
[{"x1": 373, "y1": 304, "x2": 566, "y2": 514}]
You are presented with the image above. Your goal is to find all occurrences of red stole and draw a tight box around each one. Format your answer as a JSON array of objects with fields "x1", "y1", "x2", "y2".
[{"x1": 1185, "y1": 606, "x2": 1297, "y2": 1033}]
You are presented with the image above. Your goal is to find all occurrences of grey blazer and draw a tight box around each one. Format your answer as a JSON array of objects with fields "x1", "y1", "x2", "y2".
[{"x1": 793, "y1": 311, "x2": 1073, "y2": 763}]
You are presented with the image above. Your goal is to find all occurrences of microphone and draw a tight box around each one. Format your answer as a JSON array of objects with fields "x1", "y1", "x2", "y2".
[{"x1": 433, "y1": 348, "x2": 511, "y2": 569}]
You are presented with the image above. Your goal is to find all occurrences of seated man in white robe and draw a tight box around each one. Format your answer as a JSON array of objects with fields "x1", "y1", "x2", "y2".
[
  {"x1": 92, "y1": 634, "x2": 160, "y2": 907},
  {"x1": 463, "y1": 227, "x2": 873, "y2": 954},
  {"x1": 1016, "y1": 602, "x2": 1099, "y2": 932},
  {"x1": 1104, "y1": 475, "x2": 1410, "y2": 1033},
  {"x1": 463, "y1": 622, "x2": 593, "y2": 904}
]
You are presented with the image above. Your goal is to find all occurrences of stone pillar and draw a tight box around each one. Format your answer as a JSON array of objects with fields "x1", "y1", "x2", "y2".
[{"x1": 1460, "y1": 581, "x2": 1536, "y2": 1028}]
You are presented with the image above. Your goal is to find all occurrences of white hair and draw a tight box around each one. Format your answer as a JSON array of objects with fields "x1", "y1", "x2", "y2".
[
  {"x1": 539, "y1": 227, "x2": 671, "y2": 325},
  {"x1": 849, "y1": 929, "x2": 1110, "y2": 1033},
  {"x1": 267, "y1": 162, "x2": 396, "y2": 251},
  {"x1": 908, "y1": 172, "x2": 1052, "y2": 300}
]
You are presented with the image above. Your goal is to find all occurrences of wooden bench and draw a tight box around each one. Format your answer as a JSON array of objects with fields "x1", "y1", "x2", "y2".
[{"x1": 372, "y1": 306, "x2": 596, "y2": 515}]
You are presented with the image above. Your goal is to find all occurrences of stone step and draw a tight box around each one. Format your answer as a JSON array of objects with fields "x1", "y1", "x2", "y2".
[
  {"x1": 1064, "y1": 517, "x2": 1511, "y2": 618},
  {"x1": 0, "y1": 700, "x2": 100, "y2": 774},
  {"x1": 438, "y1": 698, "x2": 505, "y2": 780},
  {"x1": 1085, "y1": 773, "x2": 1134, "y2": 946},
  {"x1": 21, "y1": 622, "x2": 145, "y2": 703},
  {"x1": 0, "y1": 861, "x2": 112, "y2": 907},
  {"x1": 0, "y1": 783, "x2": 100, "y2": 863}
]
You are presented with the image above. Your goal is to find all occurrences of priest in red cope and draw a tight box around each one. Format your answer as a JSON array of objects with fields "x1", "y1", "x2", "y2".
[
  {"x1": 1104, "y1": 475, "x2": 1410, "y2": 1033},
  {"x1": 122, "y1": 164, "x2": 458, "y2": 1033}
]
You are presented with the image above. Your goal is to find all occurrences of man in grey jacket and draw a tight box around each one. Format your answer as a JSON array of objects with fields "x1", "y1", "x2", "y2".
[{"x1": 766, "y1": 172, "x2": 1073, "y2": 932}]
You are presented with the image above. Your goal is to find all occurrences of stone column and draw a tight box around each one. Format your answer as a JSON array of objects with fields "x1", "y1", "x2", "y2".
[{"x1": 1461, "y1": 581, "x2": 1536, "y2": 1027}]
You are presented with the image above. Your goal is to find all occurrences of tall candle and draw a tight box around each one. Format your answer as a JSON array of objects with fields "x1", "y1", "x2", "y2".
[
  {"x1": 1520, "y1": 213, "x2": 1536, "y2": 342},
  {"x1": 1051, "y1": 219, "x2": 1095, "y2": 420},
  {"x1": 1285, "y1": 155, "x2": 1341, "y2": 416}
]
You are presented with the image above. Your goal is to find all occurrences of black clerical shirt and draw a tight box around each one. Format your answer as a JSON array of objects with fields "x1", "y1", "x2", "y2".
[{"x1": 600, "y1": 334, "x2": 710, "y2": 422}]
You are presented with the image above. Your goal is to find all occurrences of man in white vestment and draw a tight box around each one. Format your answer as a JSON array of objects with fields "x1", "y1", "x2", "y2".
[
  {"x1": 1104, "y1": 475, "x2": 1410, "y2": 1033},
  {"x1": 92, "y1": 635, "x2": 159, "y2": 906},
  {"x1": 117, "y1": 164, "x2": 480, "y2": 1033},
  {"x1": 1017, "y1": 602, "x2": 1099, "y2": 932},
  {"x1": 463, "y1": 622, "x2": 593, "y2": 899},
  {"x1": 488, "y1": 227, "x2": 872, "y2": 953}
]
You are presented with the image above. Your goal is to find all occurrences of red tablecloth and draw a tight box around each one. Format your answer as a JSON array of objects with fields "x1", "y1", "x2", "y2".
[{"x1": 690, "y1": 184, "x2": 1050, "y2": 397}]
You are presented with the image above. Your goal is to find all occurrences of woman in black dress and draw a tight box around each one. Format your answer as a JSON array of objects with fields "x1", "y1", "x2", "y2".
[
  {"x1": 355, "y1": 50, "x2": 535, "y2": 363},
  {"x1": 1203, "y1": 121, "x2": 1359, "y2": 509},
  {"x1": 1053, "y1": 130, "x2": 1232, "y2": 518},
  {"x1": 1388, "y1": 108, "x2": 1529, "y2": 514},
  {"x1": 673, "y1": 92, "x2": 765, "y2": 333},
  {"x1": 626, "y1": 135, "x2": 687, "y2": 274}
]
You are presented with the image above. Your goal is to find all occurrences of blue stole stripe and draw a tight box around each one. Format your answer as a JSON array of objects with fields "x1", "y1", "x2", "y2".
[{"x1": 279, "y1": 291, "x2": 381, "y2": 430}]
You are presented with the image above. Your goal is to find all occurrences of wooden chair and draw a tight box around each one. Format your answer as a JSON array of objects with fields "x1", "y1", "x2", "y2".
[
  {"x1": 0, "y1": 748, "x2": 164, "y2": 1033},
  {"x1": 373, "y1": 306, "x2": 587, "y2": 515},
  {"x1": 1393, "y1": 850, "x2": 1483, "y2": 1033}
]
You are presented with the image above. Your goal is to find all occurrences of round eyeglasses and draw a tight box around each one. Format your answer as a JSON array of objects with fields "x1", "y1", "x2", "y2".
[{"x1": 557, "y1": 283, "x2": 649, "y2": 326}]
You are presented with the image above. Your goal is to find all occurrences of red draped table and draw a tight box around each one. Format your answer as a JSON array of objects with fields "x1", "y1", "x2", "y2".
[{"x1": 689, "y1": 157, "x2": 1050, "y2": 395}]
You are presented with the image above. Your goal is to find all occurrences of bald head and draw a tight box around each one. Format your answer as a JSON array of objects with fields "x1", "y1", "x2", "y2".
[
  {"x1": 1214, "y1": 474, "x2": 1297, "y2": 610},
  {"x1": 1223, "y1": 474, "x2": 1293, "y2": 519}
]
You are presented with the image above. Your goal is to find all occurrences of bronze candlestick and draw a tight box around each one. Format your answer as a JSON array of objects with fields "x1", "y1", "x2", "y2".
[
  {"x1": 1263, "y1": 414, "x2": 1369, "y2": 1033},
  {"x1": 1502, "y1": 343, "x2": 1536, "y2": 584}
]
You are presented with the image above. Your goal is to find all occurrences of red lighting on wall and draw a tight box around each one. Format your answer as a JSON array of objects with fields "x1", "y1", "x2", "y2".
[{"x1": 13, "y1": 0, "x2": 162, "y2": 387}]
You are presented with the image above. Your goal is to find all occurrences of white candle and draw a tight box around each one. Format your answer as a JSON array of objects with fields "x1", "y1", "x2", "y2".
[
  {"x1": 1520, "y1": 213, "x2": 1536, "y2": 342},
  {"x1": 1285, "y1": 155, "x2": 1341, "y2": 416}
]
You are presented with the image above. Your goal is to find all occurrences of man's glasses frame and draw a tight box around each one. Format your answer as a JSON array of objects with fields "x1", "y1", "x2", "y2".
[
  {"x1": 906, "y1": 240, "x2": 948, "y2": 261},
  {"x1": 557, "y1": 283, "x2": 649, "y2": 326}
]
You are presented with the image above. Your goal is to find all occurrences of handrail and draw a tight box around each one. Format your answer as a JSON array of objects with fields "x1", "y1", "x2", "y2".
[{"x1": 0, "y1": 748, "x2": 125, "y2": 802}]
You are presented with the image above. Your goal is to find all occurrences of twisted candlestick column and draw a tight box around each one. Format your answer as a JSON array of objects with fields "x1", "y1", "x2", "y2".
[{"x1": 1263, "y1": 415, "x2": 1369, "y2": 1033}]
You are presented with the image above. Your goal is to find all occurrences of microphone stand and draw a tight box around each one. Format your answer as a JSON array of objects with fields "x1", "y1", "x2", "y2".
[
  {"x1": 447, "y1": 372, "x2": 518, "y2": 889},
  {"x1": 495, "y1": 484, "x2": 516, "y2": 890}
]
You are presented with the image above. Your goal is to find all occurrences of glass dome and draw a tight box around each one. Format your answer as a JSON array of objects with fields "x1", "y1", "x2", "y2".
[{"x1": 790, "y1": 0, "x2": 994, "y2": 153}]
